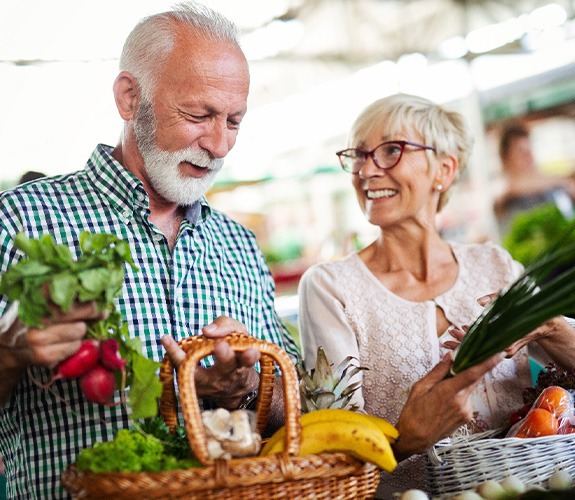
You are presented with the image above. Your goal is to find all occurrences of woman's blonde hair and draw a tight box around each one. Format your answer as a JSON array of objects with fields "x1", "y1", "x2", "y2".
[{"x1": 348, "y1": 93, "x2": 474, "y2": 211}]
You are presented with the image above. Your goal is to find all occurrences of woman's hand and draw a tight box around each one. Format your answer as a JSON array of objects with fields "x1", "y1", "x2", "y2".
[
  {"x1": 441, "y1": 292, "x2": 558, "y2": 358},
  {"x1": 393, "y1": 350, "x2": 506, "y2": 461}
]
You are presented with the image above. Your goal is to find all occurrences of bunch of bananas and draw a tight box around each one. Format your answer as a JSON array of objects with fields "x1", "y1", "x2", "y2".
[{"x1": 259, "y1": 408, "x2": 398, "y2": 472}]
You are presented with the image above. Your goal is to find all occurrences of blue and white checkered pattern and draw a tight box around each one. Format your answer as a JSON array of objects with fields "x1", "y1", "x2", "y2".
[{"x1": 0, "y1": 144, "x2": 300, "y2": 499}]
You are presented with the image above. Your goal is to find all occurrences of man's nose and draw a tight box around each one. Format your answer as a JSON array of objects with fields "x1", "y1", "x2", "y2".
[{"x1": 198, "y1": 121, "x2": 234, "y2": 159}]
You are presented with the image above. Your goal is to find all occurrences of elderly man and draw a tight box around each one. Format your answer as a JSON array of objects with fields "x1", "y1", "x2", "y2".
[{"x1": 0, "y1": 3, "x2": 298, "y2": 498}]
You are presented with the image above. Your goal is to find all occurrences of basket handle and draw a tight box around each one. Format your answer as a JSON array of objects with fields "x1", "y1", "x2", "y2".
[{"x1": 159, "y1": 333, "x2": 301, "y2": 465}]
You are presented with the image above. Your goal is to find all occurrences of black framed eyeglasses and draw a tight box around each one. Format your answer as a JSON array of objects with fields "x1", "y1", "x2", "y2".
[{"x1": 336, "y1": 140, "x2": 436, "y2": 174}]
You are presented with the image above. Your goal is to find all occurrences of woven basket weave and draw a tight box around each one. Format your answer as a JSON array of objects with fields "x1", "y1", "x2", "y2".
[
  {"x1": 426, "y1": 429, "x2": 575, "y2": 497},
  {"x1": 62, "y1": 334, "x2": 380, "y2": 499}
]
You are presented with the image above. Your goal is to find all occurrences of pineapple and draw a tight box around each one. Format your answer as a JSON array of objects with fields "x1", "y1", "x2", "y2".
[{"x1": 296, "y1": 346, "x2": 367, "y2": 413}]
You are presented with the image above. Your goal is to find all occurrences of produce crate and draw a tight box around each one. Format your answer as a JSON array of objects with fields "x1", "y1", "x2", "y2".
[
  {"x1": 62, "y1": 334, "x2": 380, "y2": 499},
  {"x1": 426, "y1": 429, "x2": 575, "y2": 497}
]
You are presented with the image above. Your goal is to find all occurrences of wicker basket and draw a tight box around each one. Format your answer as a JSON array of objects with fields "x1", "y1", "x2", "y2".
[
  {"x1": 62, "y1": 334, "x2": 380, "y2": 499},
  {"x1": 426, "y1": 429, "x2": 575, "y2": 497}
]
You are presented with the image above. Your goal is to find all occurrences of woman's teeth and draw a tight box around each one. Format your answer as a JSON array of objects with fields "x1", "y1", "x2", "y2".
[{"x1": 367, "y1": 189, "x2": 397, "y2": 199}]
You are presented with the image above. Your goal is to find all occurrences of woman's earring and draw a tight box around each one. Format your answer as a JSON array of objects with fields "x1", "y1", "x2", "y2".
[{"x1": 435, "y1": 184, "x2": 443, "y2": 192}]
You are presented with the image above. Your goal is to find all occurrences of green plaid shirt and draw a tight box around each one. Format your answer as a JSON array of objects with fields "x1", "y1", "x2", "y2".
[{"x1": 0, "y1": 144, "x2": 300, "y2": 499}]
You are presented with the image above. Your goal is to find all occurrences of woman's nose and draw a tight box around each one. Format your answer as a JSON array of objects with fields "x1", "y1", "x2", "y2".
[{"x1": 358, "y1": 154, "x2": 384, "y2": 177}]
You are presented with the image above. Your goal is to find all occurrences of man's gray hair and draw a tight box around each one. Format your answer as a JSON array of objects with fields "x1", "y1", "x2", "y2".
[{"x1": 119, "y1": 1, "x2": 240, "y2": 101}]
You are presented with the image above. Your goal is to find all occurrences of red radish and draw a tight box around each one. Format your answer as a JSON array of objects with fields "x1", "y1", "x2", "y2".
[
  {"x1": 53, "y1": 339, "x2": 100, "y2": 380},
  {"x1": 80, "y1": 364, "x2": 117, "y2": 404},
  {"x1": 100, "y1": 339, "x2": 127, "y2": 371}
]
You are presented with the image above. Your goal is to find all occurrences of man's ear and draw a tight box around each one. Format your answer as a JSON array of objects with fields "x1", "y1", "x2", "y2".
[
  {"x1": 434, "y1": 153, "x2": 459, "y2": 190},
  {"x1": 113, "y1": 71, "x2": 140, "y2": 120}
]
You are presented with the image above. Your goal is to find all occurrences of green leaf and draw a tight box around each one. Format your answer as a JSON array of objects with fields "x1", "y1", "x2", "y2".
[
  {"x1": 78, "y1": 268, "x2": 111, "y2": 295},
  {"x1": 18, "y1": 291, "x2": 50, "y2": 328},
  {"x1": 10, "y1": 260, "x2": 52, "y2": 278},
  {"x1": 13, "y1": 233, "x2": 42, "y2": 259},
  {"x1": 129, "y1": 353, "x2": 162, "y2": 420},
  {"x1": 50, "y1": 272, "x2": 79, "y2": 311}
]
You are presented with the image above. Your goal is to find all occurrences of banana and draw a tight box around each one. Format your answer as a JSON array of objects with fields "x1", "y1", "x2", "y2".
[
  {"x1": 261, "y1": 418, "x2": 397, "y2": 472},
  {"x1": 260, "y1": 426, "x2": 287, "y2": 456},
  {"x1": 301, "y1": 409, "x2": 399, "y2": 442},
  {"x1": 260, "y1": 409, "x2": 399, "y2": 455},
  {"x1": 362, "y1": 413, "x2": 399, "y2": 443}
]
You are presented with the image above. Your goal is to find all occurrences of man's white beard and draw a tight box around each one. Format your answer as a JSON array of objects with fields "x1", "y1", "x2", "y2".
[
  {"x1": 143, "y1": 147, "x2": 222, "y2": 206},
  {"x1": 134, "y1": 100, "x2": 224, "y2": 206}
]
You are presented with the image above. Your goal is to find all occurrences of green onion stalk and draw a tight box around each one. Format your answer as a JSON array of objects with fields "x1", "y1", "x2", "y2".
[{"x1": 451, "y1": 220, "x2": 575, "y2": 376}]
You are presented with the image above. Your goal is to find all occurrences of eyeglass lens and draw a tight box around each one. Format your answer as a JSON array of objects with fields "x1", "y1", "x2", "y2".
[{"x1": 341, "y1": 142, "x2": 405, "y2": 173}]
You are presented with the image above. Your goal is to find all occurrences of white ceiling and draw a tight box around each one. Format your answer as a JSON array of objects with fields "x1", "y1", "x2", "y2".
[{"x1": 1, "y1": 0, "x2": 574, "y2": 183}]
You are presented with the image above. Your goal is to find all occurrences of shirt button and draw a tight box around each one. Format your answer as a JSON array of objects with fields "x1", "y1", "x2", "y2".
[
  {"x1": 153, "y1": 234, "x2": 163, "y2": 242},
  {"x1": 137, "y1": 192, "x2": 145, "y2": 202}
]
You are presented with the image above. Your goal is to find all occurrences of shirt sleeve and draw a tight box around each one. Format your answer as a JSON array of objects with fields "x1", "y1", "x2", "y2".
[{"x1": 297, "y1": 264, "x2": 365, "y2": 411}]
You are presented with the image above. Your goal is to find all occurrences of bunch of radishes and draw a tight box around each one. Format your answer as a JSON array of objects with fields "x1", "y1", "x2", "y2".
[
  {"x1": 52, "y1": 338, "x2": 127, "y2": 405},
  {"x1": 1, "y1": 232, "x2": 163, "y2": 418}
]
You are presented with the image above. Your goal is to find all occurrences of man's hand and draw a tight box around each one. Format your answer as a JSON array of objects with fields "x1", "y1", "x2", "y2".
[
  {"x1": 393, "y1": 350, "x2": 506, "y2": 461},
  {"x1": 0, "y1": 300, "x2": 106, "y2": 405},
  {"x1": 1, "y1": 300, "x2": 105, "y2": 371},
  {"x1": 161, "y1": 316, "x2": 261, "y2": 409}
]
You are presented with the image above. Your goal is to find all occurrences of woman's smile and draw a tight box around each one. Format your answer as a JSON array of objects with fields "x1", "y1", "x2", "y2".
[{"x1": 366, "y1": 188, "x2": 398, "y2": 200}]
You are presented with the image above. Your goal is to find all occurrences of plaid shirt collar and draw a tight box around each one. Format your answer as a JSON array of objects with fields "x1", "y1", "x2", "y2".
[{"x1": 88, "y1": 144, "x2": 211, "y2": 226}]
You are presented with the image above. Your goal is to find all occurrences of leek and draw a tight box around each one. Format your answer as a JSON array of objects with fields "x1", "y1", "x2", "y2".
[{"x1": 451, "y1": 221, "x2": 575, "y2": 375}]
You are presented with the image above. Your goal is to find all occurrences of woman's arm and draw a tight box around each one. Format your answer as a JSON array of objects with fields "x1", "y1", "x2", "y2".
[{"x1": 297, "y1": 267, "x2": 365, "y2": 410}]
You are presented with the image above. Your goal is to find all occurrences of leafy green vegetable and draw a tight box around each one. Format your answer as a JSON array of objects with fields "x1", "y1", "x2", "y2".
[
  {"x1": 503, "y1": 203, "x2": 575, "y2": 267},
  {"x1": 451, "y1": 221, "x2": 575, "y2": 375},
  {"x1": 138, "y1": 417, "x2": 192, "y2": 460},
  {"x1": 0, "y1": 232, "x2": 162, "y2": 419},
  {"x1": 0, "y1": 232, "x2": 134, "y2": 326},
  {"x1": 76, "y1": 427, "x2": 201, "y2": 473},
  {"x1": 128, "y1": 349, "x2": 164, "y2": 420}
]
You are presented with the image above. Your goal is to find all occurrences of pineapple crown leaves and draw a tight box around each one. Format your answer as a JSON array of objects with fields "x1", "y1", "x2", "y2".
[
  {"x1": 296, "y1": 346, "x2": 368, "y2": 412},
  {"x1": 451, "y1": 220, "x2": 575, "y2": 375},
  {"x1": 311, "y1": 346, "x2": 336, "y2": 390}
]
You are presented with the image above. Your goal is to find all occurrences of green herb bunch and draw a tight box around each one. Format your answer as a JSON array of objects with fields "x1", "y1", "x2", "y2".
[
  {"x1": 0, "y1": 232, "x2": 162, "y2": 419},
  {"x1": 76, "y1": 421, "x2": 201, "y2": 473},
  {"x1": 451, "y1": 222, "x2": 575, "y2": 375}
]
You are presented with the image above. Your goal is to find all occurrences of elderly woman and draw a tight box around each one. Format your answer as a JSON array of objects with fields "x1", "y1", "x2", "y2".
[{"x1": 298, "y1": 93, "x2": 575, "y2": 497}]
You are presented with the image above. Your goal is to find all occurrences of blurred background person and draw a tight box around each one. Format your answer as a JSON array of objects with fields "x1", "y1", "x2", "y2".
[
  {"x1": 17, "y1": 170, "x2": 46, "y2": 185},
  {"x1": 493, "y1": 121, "x2": 575, "y2": 237}
]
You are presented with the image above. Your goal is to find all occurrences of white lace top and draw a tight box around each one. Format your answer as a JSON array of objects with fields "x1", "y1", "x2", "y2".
[{"x1": 298, "y1": 241, "x2": 535, "y2": 497}]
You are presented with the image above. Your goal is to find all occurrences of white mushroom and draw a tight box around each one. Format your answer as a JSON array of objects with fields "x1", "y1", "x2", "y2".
[{"x1": 202, "y1": 409, "x2": 261, "y2": 459}]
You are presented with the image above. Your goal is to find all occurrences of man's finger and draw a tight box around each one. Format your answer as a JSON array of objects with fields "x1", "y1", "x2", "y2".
[
  {"x1": 161, "y1": 335, "x2": 186, "y2": 367},
  {"x1": 43, "y1": 301, "x2": 105, "y2": 326},
  {"x1": 212, "y1": 341, "x2": 238, "y2": 374},
  {"x1": 27, "y1": 322, "x2": 87, "y2": 347},
  {"x1": 236, "y1": 347, "x2": 260, "y2": 367},
  {"x1": 202, "y1": 316, "x2": 248, "y2": 338}
]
